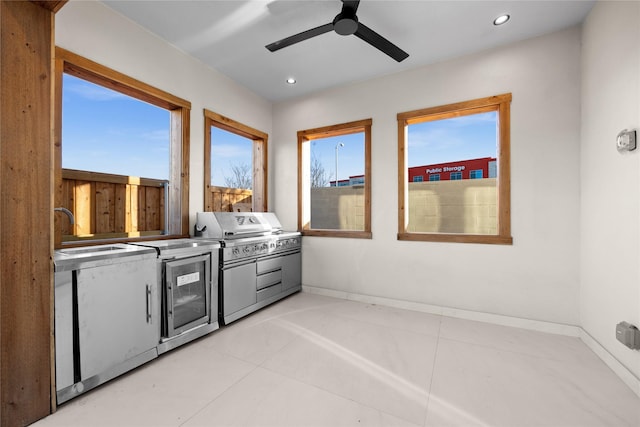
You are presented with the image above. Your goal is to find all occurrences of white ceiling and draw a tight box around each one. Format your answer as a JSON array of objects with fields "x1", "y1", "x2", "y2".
[{"x1": 101, "y1": 0, "x2": 595, "y2": 102}]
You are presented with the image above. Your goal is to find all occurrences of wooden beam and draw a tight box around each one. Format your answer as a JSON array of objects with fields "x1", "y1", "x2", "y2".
[
  {"x1": 1, "y1": 1, "x2": 56, "y2": 425},
  {"x1": 31, "y1": 0, "x2": 67, "y2": 13}
]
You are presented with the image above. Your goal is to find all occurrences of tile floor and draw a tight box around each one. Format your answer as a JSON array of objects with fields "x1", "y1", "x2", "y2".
[{"x1": 35, "y1": 292, "x2": 640, "y2": 427}]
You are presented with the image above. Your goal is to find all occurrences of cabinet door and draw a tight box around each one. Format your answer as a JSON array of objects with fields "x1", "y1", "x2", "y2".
[
  {"x1": 281, "y1": 252, "x2": 301, "y2": 291},
  {"x1": 222, "y1": 262, "x2": 256, "y2": 317},
  {"x1": 165, "y1": 254, "x2": 210, "y2": 336},
  {"x1": 76, "y1": 258, "x2": 158, "y2": 380}
]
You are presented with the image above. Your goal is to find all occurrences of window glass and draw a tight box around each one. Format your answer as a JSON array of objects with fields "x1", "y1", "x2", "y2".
[
  {"x1": 204, "y1": 109, "x2": 268, "y2": 213},
  {"x1": 397, "y1": 94, "x2": 512, "y2": 244},
  {"x1": 470, "y1": 169, "x2": 484, "y2": 179},
  {"x1": 210, "y1": 126, "x2": 253, "y2": 189},
  {"x1": 298, "y1": 119, "x2": 372, "y2": 238},
  {"x1": 55, "y1": 48, "x2": 191, "y2": 247},
  {"x1": 62, "y1": 74, "x2": 170, "y2": 179},
  {"x1": 310, "y1": 133, "x2": 365, "y2": 230},
  {"x1": 407, "y1": 111, "x2": 496, "y2": 234}
]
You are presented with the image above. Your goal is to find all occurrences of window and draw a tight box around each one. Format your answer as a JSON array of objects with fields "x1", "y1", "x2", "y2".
[
  {"x1": 397, "y1": 93, "x2": 512, "y2": 244},
  {"x1": 350, "y1": 176, "x2": 365, "y2": 186},
  {"x1": 203, "y1": 110, "x2": 268, "y2": 212},
  {"x1": 54, "y1": 48, "x2": 191, "y2": 247},
  {"x1": 298, "y1": 119, "x2": 372, "y2": 238},
  {"x1": 470, "y1": 169, "x2": 484, "y2": 179},
  {"x1": 413, "y1": 175, "x2": 424, "y2": 182}
]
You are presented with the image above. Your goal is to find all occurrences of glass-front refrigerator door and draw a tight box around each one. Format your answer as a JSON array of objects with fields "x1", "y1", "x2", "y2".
[{"x1": 165, "y1": 254, "x2": 210, "y2": 337}]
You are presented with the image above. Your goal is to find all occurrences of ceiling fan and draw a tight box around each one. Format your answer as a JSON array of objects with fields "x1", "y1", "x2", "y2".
[{"x1": 265, "y1": 0, "x2": 409, "y2": 62}]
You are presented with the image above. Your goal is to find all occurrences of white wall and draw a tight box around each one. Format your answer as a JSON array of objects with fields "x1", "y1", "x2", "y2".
[
  {"x1": 53, "y1": 0, "x2": 640, "y2": 386},
  {"x1": 55, "y1": 0, "x2": 273, "y2": 227},
  {"x1": 273, "y1": 27, "x2": 582, "y2": 325},
  {"x1": 54, "y1": 0, "x2": 639, "y2": 390},
  {"x1": 581, "y1": 1, "x2": 640, "y2": 380}
]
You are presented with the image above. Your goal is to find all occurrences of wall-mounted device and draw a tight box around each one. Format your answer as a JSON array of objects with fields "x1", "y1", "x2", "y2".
[
  {"x1": 616, "y1": 321, "x2": 640, "y2": 350},
  {"x1": 616, "y1": 129, "x2": 636, "y2": 153}
]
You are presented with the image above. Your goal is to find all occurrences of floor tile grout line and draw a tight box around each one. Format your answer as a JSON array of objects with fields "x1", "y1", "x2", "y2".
[
  {"x1": 423, "y1": 314, "x2": 443, "y2": 427},
  {"x1": 253, "y1": 314, "x2": 433, "y2": 426},
  {"x1": 176, "y1": 353, "x2": 262, "y2": 427},
  {"x1": 204, "y1": 303, "x2": 428, "y2": 425},
  {"x1": 258, "y1": 361, "x2": 424, "y2": 427}
]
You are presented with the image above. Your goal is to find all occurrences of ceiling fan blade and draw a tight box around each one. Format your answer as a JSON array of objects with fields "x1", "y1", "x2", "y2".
[
  {"x1": 266, "y1": 23, "x2": 334, "y2": 52},
  {"x1": 354, "y1": 22, "x2": 409, "y2": 62},
  {"x1": 341, "y1": 0, "x2": 360, "y2": 14}
]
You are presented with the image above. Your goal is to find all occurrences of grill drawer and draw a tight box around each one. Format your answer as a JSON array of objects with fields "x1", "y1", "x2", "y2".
[
  {"x1": 257, "y1": 270, "x2": 281, "y2": 290},
  {"x1": 257, "y1": 283, "x2": 282, "y2": 302},
  {"x1": 257, "y1": 257, "x2": 281, "y2": 274}
]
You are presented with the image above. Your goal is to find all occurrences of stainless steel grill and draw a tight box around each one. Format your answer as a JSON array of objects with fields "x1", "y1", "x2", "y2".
[{"x1": 195, "y1": 212, "x2": 301, "y2": 325}]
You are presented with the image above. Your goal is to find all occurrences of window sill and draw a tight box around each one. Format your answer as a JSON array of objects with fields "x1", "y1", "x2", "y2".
[
  {"x1": 398, "y1": 232, "x2": 512, "y2": 245},
  {"x1": 58, "y1": 234, "x2": 189, "y2": 249},
  {"x1": 301, "y1": 230, "x2": 372, "y2": 239}
]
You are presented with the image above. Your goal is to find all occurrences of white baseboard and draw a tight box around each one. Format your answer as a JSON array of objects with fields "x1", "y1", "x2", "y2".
[
  {"x1": 580, "y1": 329, "x2": 640, "y2": 398},
  {"x1": 301, "y1": 285, "x2": 640, "y2": 398}
]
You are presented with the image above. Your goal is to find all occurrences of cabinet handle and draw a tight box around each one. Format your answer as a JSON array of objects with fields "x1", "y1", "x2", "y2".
[{"x1": 146, "y1": 285, "x2": 152, "y2": 323}]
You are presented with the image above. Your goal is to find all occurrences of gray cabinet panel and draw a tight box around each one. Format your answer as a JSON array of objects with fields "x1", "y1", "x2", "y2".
[
  {"x1": 223, "y1": 262, "x2": 257, "y2": 316},
  {"x1": 54, "y1": 271, "x2": 74, "y2": 391},
  {"x1": 281, "y1": 252, "x2": 301, "y2": 291},
  {"x1": 76, "y1": 259, "x2": 159, "y2": 380}
]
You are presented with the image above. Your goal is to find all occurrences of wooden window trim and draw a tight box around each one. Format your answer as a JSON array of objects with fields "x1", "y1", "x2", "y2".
[
  {"x1": 32, "y1": 0, "x2": 67, "y2": 13},
  {"x1": 397, "y1": 93, "x2": 512, "y2": 245},
  {"x1": 203, "y1": 109, "x2": 268, "y2": 212},
  {"x1": 298, "y1": 119, "x2": 372, "y2": 239},
  {"x1": 54, "y1": 47, "x2": 191, "y2": 248}
]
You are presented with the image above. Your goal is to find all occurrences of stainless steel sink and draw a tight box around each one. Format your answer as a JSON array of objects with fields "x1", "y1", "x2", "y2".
[
  {"x1": 56, "y1": 245, "x2": 125, "y2": 255},
  {"x1": 54, "y1": 243, "x2": 157, "y2": 271}
]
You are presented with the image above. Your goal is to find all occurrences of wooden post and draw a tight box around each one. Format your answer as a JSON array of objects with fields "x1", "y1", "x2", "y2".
[{"x1": 0, "y1": 1, "x2": 65, "y2": 425}]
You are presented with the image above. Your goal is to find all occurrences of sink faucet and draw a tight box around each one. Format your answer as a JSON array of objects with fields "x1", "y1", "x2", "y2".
[{"x1": 54, "y1": 207, "x2": 75, "y2": 225}]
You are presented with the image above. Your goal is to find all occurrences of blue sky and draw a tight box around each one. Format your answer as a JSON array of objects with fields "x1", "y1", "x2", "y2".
[
  {"x1": 407, "y1": 111, "x2": 497, "y2": 167},
  {"x1": 311, "y1": 133, "x2": 365, "y2": 183},
  {"x1": 62, "y1": 74, "x2": 170, "y2": 180},
  {"x1": 63, "y1": 73, "x2": 496, "y2": 186},
  {"x1": 210, "y1": 127, "x2": 253, "y2": 186},
  {"x1": 306, "y1": 112, "x2": 496, "y2": 185}
]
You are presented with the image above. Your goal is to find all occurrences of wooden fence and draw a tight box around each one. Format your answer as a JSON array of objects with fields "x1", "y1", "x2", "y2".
[
  {"x1": 206, "y1": 185, "x2": 253, "y2": 212},
  {"x1": 58, "y1": 169, "x2": 168, "y2": 241}
]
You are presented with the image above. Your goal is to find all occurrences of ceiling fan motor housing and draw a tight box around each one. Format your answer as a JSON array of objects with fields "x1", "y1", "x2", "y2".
[{"x1": 333, "y1": 11, "x2": 359, "y2": 35}]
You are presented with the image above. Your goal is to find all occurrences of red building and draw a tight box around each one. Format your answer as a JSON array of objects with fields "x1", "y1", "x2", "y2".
[
  {"x1": 328, "y1": 157, "x2": 496, "y2": 187},
  {"x1": 408, "y1": 157, "x2": 496, "y2": 182}
]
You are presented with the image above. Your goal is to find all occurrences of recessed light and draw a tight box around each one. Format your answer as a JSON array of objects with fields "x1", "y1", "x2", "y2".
[
  {"x1": 286, "y1": 77, "x2": 296, "y2": 85},
  {"x1": 493, "y1": 14, "x2": 510, "y2": 26}
]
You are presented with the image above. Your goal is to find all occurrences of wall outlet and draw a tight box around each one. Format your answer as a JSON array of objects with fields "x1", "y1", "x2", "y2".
[
  {"x1": 616, "y1": 322, "x2": 640, "y2": 350},
  {"x1": 616, "y1": 129, "x2": 637, "y2": 152}
]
